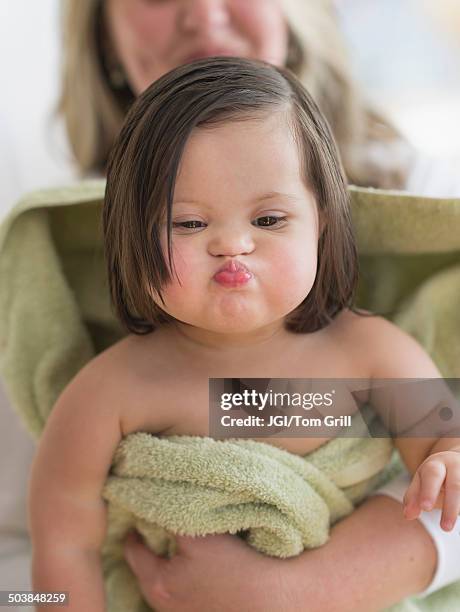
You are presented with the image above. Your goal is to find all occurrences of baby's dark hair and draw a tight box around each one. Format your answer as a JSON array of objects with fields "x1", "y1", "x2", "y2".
[{"x1": 103, "y1": 56, "x2": 358, "y2": 335}]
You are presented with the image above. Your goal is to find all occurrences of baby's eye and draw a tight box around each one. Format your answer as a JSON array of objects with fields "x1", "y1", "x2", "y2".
[
  {"x1": 172, "y1": 220, "x2": 207, "y2": 231},
  {"x1": 252, "y1": 215, "x2": 287, "y2": 228}
]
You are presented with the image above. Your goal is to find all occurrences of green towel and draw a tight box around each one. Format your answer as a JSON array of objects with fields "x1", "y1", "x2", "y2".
[
  {"x1": 1, "y1": 181, "x2": 460, "y2": 611},
  {"x1": 101, "y1": 426, "x2": 399, "y2": 612}
]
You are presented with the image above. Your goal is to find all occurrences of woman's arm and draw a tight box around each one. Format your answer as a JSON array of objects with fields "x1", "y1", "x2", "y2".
[
  {"x1": 124, "y1": 493, "x2": 437, "y2": 612},
  {"x1": 288, "y1": 494, "x2": 437, "y2": 612}
]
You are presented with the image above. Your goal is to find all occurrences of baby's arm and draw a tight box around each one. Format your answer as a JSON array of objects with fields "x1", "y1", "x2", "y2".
[
  {"x1": 29, "y1": 359, "x2": 123, "y2": 612},
  {"x1": 361, "y1": 316, "x2": 460, "y2": 532}
]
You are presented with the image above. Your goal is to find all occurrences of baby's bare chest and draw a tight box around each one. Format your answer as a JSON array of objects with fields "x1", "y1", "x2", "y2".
[{"x1": 120, "y1": 347, "x2": 369, "y2": 457}]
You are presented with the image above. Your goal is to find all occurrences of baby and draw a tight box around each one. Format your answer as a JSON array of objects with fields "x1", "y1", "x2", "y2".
[{"x1": 29, "y1": 57, "x2": 460, "y2": 610}]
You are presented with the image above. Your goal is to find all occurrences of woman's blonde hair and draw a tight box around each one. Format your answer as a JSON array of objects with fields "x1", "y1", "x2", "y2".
[{"x1": 59, "y1": 0, "x2": 411, "y2": 187}]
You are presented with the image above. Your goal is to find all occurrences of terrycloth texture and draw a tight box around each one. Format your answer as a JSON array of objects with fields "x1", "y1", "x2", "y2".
[
  {"x1": 1, "y1": 181, "x2": 460, "y2": 610},
  {"x1": 101, "y1": 424, "x2": 398, "y2": 612}
]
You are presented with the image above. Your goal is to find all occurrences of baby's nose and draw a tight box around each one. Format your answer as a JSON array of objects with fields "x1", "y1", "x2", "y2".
[{"x1": 207, "y1": 224, "x2": 255, "y2": 257}]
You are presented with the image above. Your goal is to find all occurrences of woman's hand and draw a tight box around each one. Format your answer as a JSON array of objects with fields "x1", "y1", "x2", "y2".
[
  {"x1": 124, "y1": 532, "x2": 301, "y2": 612},
  {"x1": 124, "y1": 494, "x2": 437, "y2": 612}
]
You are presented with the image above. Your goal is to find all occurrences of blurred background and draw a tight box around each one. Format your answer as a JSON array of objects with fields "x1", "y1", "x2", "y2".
[
  {"x1": 0, "y1": 1, "x2": 76, "y2": 220},
  {"x1": 336, "y1": 0, "x2": 460, "y2": 157},
  {"x1": 1, "y1": 0, "x2": 460, "y2": 219}
]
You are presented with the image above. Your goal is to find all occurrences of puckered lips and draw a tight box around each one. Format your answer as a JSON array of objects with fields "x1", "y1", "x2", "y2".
[{"x1": 213, "y1": 259, "x2": 253, "y2": 288}]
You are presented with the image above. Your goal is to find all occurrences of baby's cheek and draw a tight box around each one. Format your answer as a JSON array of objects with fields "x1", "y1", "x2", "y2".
[
  {"x1": 160, "y1": 246, "x2": 201, "y2": 304},
  {"x1": 159, "y1": 236, "x2": 187, "y2": 281},
  {"x1": 277, "y1": 253, "x2": 317, "y2": 288},
  {"x1": 272, "y1": 251, "x2": 318, "y2": 308}
]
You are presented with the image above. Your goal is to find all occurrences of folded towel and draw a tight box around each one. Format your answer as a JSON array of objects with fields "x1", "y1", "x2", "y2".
[
  {"x1": 101, "y1": 427, "x2": 460, "y2": 612},
  {"x1": 101, "y1": 423, "x2": 398, "y2": 612},
  {"x1": 1, "y1": 182, "x2": 460, "y2": 611}
]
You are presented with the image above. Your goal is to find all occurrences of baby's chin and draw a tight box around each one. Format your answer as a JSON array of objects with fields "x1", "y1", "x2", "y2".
[
  {"x1": 178, "y1": 314, "x2": 267, "y2": 335},
  {"x1": 171, "y1": 305, "x2": 290, "y2": 337},
  {"x1": 179, "y1": 288, "x2": 308, "y2": 324}
]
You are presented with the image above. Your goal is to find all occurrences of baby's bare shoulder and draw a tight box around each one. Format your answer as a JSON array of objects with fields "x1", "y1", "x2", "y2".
[
  {"x1": 329, "y1": 308, "x2": 402, "y2": 342},
  {"x1": 73, "y1": 332, "x2": 178, "y2": 435},
  {"x1": 325, "y1": 308, "x2": 386, "y2": 347},
  {"x1": 330, "y1": 309, "x2": 441, "y2": 378},
  {"x1": 68, "y1": 335, "x2": 134, "y2": 388},
  {"x1": 61, "y1": 332, "x2": 165, "y2": 412}
]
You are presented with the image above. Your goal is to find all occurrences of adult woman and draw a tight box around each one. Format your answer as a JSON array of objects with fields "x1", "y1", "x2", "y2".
[
  {"x1": 53, "y1": 0, "x2": 458, "y2": 609},
  {"x1": 60, "y1": 0, "x2": 412, "y2": 189}
]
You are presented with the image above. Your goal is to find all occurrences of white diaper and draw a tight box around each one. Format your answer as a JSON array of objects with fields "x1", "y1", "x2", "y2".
[{"x1": 371, "y1": 469, "x2": 460, "y2": 597}]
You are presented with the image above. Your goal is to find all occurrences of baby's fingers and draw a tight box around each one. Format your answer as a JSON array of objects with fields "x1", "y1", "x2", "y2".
[
  {"x1": 441, "y1": 465, "x2": 460, "y2": 532},
  {"x1": 403, "y1": 471, "x2": 421, "y2": 519},
  {"x1": 417, "y1": 460, "x2": 446, "y2": 513}
]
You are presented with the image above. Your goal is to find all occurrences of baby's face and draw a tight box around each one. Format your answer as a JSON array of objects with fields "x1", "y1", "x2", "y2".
[{"x1": 155, "y1": 112, "x2": 320, "y2": 335}]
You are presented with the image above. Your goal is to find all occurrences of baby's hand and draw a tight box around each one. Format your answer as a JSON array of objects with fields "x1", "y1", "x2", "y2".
[{"x1": 403, "y1": 451, "x2": 460, "y2": 532}]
